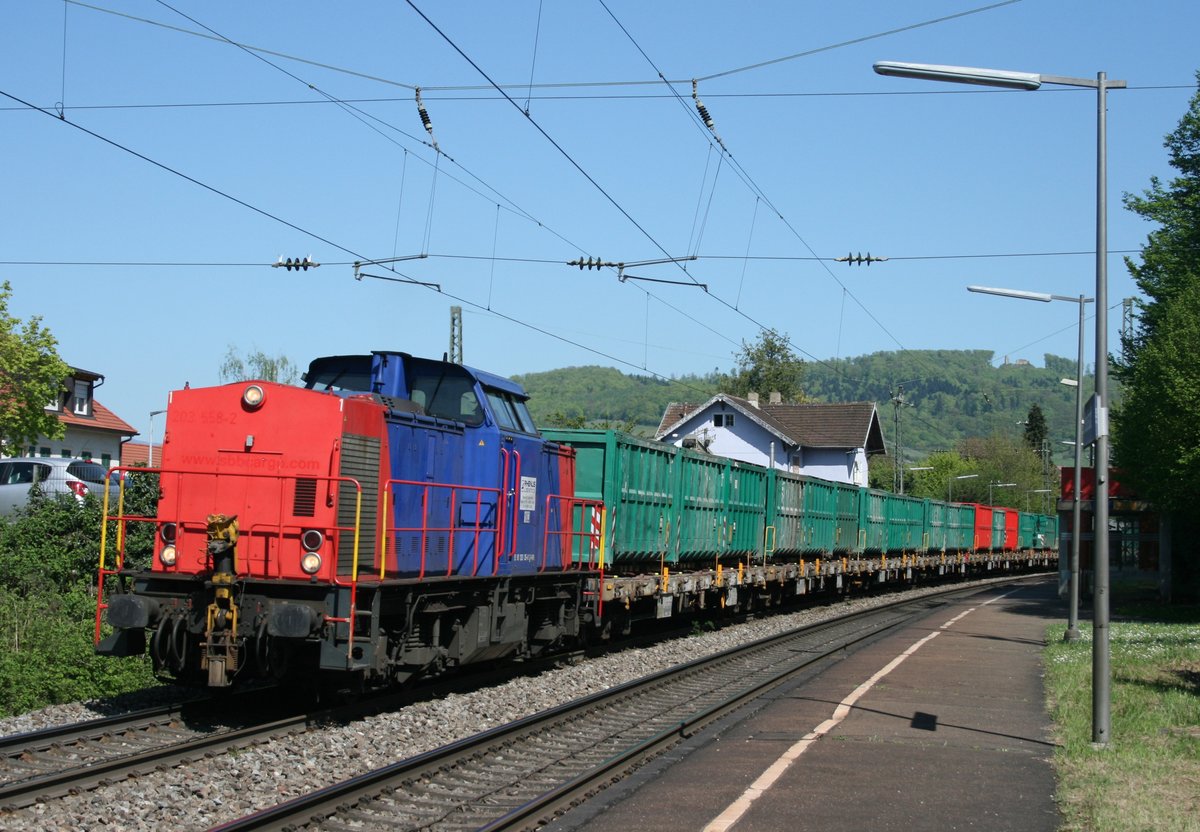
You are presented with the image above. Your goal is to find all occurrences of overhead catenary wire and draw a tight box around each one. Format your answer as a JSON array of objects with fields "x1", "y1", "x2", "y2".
[
  {"x1": 0, "y1": 87, "x2": 732, "y2": 403},
  {"x1": 69, "y1": 0, "x2": 1025, "y2": 94},
  {"x1": 24, "y1": 4, "x2": 1132, "y2": 410}
]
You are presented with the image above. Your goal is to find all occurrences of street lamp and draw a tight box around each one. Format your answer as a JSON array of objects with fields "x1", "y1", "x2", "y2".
[
  {"x1": 875, "y1": 59, "x2": 1123, "y2": 746},
  {"x1": 988, "y1": 481, "x2": 1017, "y2": 504},
  {"x1": 1027, "y1": 488, "x2": 1053, "y2": 512},
  {"x1": 148, "y1": 409, "x2": 165, "y2": 468},
  {"x1": 966, "y1": 284, "x2": 1093, "y2": 646},
  {"x1": 950, "y1": 473, "x2": 978, "y2": 503}
]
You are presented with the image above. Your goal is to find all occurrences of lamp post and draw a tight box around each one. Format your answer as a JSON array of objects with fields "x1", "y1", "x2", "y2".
[
  {"x1": 148, "y1": 409, "x2": 165, "y2": 468},
  {"x1": 875, "y1": 59, "x2": 1123, "y2": 746},
  {"x1": 988, "y1": 481, "x2": 1017, "y2": 504},
  {"x1": 966, "y1": 285, "x2": 1093, "y2": 644},
  {"x1": 950, "y1": 473, "x2": 978, "y2": 503}
]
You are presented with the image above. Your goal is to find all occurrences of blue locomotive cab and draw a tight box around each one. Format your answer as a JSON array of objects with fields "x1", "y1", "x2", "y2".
[{"x1": 302, "y1": 352, "x2": 570, "y2": 579}]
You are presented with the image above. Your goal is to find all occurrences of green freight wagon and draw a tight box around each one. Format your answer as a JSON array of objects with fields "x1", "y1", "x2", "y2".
[
  {"x1": 992, "y1": 507, "x2": 1009, "y2": 552},
  {"x1": 1037, "y1": 514, "x2": 1060, "y2": 551},
  {"x1": 944, "y1": 503, "x2": 976, "y2": 552},
  {"x1": 541, "y1": 429, "x2": 674, "y2": 565},
  {"x1": 1018, "y1": 511, "x2": 1040, "y2": 549},
  {"x1": 765, "y1": 470, "x2": 839, "y2": 556},
  {"x1": 885, "y1": 493, "x2": 927, "y2": 552},
  {"x1": 861, "y1": 489, "x2": 888, "y2": 553},
  {"x1": 834, "y1": 481, "x2": 862, "y2": 553},
  {"x1": 542, "y1": 429, "x2": 768, "y2": 568},
  {"x1": 925, "y1": 499, "x2": 948, "y2": 552}
]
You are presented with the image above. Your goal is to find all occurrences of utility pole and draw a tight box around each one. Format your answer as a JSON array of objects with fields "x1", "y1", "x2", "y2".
[
  {"x1": 449, "y1": 306, "x2": 463, "y2": 365},
  {"x1": 891, "y1": 385, "x2": 906, "y2": 494}
]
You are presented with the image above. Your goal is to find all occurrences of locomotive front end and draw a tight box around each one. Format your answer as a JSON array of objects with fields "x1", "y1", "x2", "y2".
[{"x1": 97, "y1": 381, "x2": 388, "y2": 688}]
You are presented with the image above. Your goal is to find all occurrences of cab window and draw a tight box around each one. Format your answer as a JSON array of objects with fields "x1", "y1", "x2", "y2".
[
  {"x1": 484, "y1": 388, "x2": 537, "y2": 434},
  {"x1": 410, "y1": 368, "x2": 484, "y2": 427}
]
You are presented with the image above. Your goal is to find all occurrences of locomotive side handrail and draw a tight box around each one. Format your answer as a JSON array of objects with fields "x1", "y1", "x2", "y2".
[
  {"x1": 382, "y1": 478, "x2": 503, "y2": 579},
  {"x1": 540, "y1": 494, "x2": 605, "y2": 571}
]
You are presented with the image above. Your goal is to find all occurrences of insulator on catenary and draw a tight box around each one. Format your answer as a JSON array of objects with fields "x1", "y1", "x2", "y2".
[
  {"x1": 692, "y1": 79, "x2": 724, "y2": 149},
  {"x1": 273, "y1": 256, "x2": 319, "y2": 271},
  {"x1": 833, "y1": 252, "x2": 889, "y2": 266},
  {"x1": 415, "y1": 87, "x2": 440, "y2": 152}
]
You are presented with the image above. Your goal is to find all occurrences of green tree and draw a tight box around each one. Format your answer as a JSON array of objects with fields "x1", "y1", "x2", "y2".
[
  {"x1": 1022, "y1": 403, "x2": 1048, "y2": 456},
  {"x1": 1117, "y1": 72, "x2": 1200, "y2": 521},
  {"x1": 1114, "y1": 280, "x2": 1200, "y2": 515},
  {"x1": 721, "y1": 328, "x2": 805, "y2": 402},
  {"x1": 0, "y1": 282, "x2": 70, "y2": 454},
  {"x1": 220, "y1": 347, "x2": 299, "y2": 385}
]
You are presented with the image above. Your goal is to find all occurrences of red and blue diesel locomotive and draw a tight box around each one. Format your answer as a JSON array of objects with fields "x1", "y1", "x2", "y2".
[{"x1": 95, "y1": 350, "x2": 1056, "y2": 690}]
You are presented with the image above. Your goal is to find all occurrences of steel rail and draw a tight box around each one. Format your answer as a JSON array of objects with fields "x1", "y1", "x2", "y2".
[{"x1": 212, "y1": 581, "x2": 1020, "y2": 831}]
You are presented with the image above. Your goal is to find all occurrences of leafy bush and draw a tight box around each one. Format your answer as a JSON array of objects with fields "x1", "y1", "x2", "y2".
[{"x1": 0, "y1": 474, "x2": 161, "y2": 717}]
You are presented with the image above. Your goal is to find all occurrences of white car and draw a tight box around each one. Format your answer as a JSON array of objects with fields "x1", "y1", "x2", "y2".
[{"x1": 0, "y1": 457, "x2": 119, "y2": 516}]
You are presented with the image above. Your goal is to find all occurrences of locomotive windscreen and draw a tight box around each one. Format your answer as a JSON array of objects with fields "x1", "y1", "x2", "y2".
[{"x1": 303, "y1": 355, "x2": 373, "y2": 392}]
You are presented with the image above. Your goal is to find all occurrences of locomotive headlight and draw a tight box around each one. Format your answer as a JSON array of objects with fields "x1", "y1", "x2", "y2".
[
  {"x1": 300, "y1": 529, "x2": 324, "y2": 551},
  {"x1": 159, "y1": 522, "x2": 177, "y2": 544},
  {"x1": 160, "y1": 545, "x2": 177, "y2": 567},
  {"x1": 242, "y1": 384, "x2": 266, "y2": 409},
  {"x1": 300, "y1": 551, "x2": 323, "y2": 575}
]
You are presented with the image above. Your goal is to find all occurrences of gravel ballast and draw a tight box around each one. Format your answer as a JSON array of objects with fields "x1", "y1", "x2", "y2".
[{"x1": 0, "y1": 577, "x2": 1037, "y2": 831}]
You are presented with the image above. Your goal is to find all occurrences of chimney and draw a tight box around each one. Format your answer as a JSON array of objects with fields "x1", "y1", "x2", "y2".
[
  {"x1": 769, "y1": 391, "x2": 782, "y2": 405},
  {"x1": 747, "y1": 392, "x2": 759, "y2": 408}
]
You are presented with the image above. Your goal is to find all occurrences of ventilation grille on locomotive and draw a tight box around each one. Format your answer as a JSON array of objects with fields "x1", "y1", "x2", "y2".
[
  {"x1": 337, "y1": 434, "x2": 380, "y2": 573},
  {"x1": 293, "y1": 478, "x2": 317, "y2": 517}
]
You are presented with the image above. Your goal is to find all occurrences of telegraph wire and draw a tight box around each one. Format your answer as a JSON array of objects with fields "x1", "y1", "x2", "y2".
[
  {"x1": 0, "y1": 86, "x2": 727, "y2": 402},
  {"x1": 0, "y1": 249, "x2": 1143, "y2": 269},
  {"x1": 522, "y1": 0, "x2": 545, "y2": 116},
  {"x1": 695, "y1": 0, "x2": 1024, "y2": 82},
  {"x1": 2, "y1": 85, "x2": 1188, "y2": 116},
  {"x1": 69, "y1": 0, "x2": 1029, "y2": 94},
  {"x1": 407, "y1": 0, "x2": 846, "y2": 378},
  {"x1": 145, "y1": 3, "x2": 589, "y2": 264},
  {"x1": 595, "y1": 0, "x2": 907, "y2": 389}
]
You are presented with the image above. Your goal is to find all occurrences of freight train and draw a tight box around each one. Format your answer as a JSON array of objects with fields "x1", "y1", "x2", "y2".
[{"x1": 94, "y1": 350, "x2": 1056, "y2": 691}]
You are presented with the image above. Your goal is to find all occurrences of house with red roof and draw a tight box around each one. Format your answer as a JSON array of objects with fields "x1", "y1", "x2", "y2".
[
  {"x1": 655, "y1": 391, "x2": 886, "y2": 487},
  {"x1": 21, "y1": 367, "x2": 137, "y2": 468}
]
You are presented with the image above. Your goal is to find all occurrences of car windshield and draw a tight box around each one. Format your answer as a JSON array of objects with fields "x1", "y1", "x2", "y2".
[{"x1": 67, "y1": 461, "x2": 110, "y2": 485}]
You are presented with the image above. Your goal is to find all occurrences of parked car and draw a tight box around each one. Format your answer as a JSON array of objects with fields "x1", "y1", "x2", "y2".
[{"x1": 0, "y1": 457, "x2": 118, "y2": 516}]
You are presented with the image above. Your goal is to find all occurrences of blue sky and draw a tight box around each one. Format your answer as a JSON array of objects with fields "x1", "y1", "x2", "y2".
[{"x1": 2, "y1": 1, "x2": 1196, "y2": 442}]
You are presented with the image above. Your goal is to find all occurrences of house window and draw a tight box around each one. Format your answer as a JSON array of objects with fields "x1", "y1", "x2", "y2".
[
  {"x1": 82, "y1": 451, "x2": 93, "y2": 461},
  {"x1": 101, "y1": 453, "x2": 111, "y2": 468},
  {"x1": 72, "y1": 380, "x2": 90, "y2": 416},
  {"x1": 61, "y1": 449, "x2": 72, "y2": 458},
  {"x1": 714, "y1": 413, "x2": 735, "y2": 428},
  {"x1": 39, "y1": 447, "x2": 50, "y2": 457}
]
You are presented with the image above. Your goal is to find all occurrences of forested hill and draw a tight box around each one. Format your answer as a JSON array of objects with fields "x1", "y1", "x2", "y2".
[{"x1": 513, "y1": 349, "x2": 1096, "y2": 464}]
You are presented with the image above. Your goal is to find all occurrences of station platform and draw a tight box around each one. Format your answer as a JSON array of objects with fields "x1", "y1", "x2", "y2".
[{"x1": 551, "y1": 577, "x2": 1061, "y2": 832}]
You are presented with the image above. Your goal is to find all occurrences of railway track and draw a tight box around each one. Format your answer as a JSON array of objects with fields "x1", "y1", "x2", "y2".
[
  {"x1": 0, "y1": 698, "x2": 313, "y2": 809},
  {"x1": 212, "y1": 582, "x2": 1002, "y2": 832},
  {"x1": 0, "y1": 645, "x2": 594, "y2": 813}
]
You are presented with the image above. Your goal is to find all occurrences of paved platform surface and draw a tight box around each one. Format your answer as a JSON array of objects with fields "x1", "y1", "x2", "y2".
[{"x1": 551, "y1": 578, "x2": 1061, "y2": 832}]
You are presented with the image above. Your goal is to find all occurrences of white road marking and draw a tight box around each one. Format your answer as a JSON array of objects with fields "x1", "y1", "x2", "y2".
[{"x1": 702, "y1": 591, "x2": 1014, "y2": 832}]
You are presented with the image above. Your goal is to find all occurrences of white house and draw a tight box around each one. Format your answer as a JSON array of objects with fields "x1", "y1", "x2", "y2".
[
  {"x1": 20, "y1": 367, "x2": 137, "y2": 468},
  {"x1": 655, "y1": 393, "x2": 886, "y2": 486}
]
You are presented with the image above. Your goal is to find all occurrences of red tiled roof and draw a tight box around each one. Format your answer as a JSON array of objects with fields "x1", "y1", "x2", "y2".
[
  {"x1": 120, "y1": 441, "x2": 160, "y2": 467},
  {"x1": 56, "y1": 399, "x2": 137, "y2": 435},
  {"x1": 657, "y1": 396, "x2": 886, "y2": 455}
]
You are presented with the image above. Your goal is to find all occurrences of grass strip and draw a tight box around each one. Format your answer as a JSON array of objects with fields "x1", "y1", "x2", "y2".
[{"x1": 1044, "y1": 597, "x2": 1200, "y2": 832}]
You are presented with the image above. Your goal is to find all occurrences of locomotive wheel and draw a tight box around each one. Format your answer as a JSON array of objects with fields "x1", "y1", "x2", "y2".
[
  {"x1": 254, "y1": 620, "x2": 271, "y2": 676},
  {"x1": 168, "y1": 615, "x2": 188, "y2": 674},
  {"x1": 151, "y1": 617, "x2": 171, "y2": 671}
]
